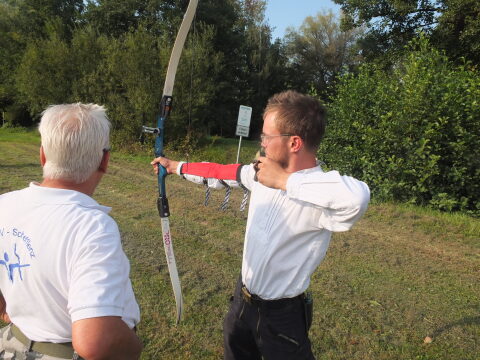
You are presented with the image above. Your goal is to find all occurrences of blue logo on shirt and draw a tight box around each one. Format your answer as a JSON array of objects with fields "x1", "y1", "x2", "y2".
[{"x1": 0, "y1": 243, "x2": 30, "y2": 283}]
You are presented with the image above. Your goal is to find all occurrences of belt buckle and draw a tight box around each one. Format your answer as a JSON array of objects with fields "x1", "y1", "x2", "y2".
[{"x1": 241, "y1": 286, "x2": 252, "y2": 304}]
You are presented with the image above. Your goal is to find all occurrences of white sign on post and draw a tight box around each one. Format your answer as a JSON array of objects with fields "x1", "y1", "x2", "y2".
[
  {"x1": 236, "y1": 125, "x2": 249, "y2": 137},
  {"x1": 235, "y1": 105, "x2": 252, "y2": 163},
  {"x1": 236, "y1": 105, "x2": 252, "y2": 137}
]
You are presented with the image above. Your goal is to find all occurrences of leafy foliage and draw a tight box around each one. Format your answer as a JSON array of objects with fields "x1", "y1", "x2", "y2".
[
  {"x1": 432, "y1": 0, "x2": 480, "y2": 64},
  {"x1": 283, "y1": 10, "x2": 364, "y2": 98},
  {"x1": 320, "y1": 36, "x2": 480, "y2": 214},
  {"x1": 1, "y1": 0, "x2": 289, "y2": 140},
  {"x1": 15, "y1": 32, "x2": 74, "y2": 116},
  {"x1": 335, "y1": 0, "x2": 480, "y2": 65}
]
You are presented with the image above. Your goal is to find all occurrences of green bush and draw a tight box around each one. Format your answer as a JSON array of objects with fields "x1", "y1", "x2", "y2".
[
  {"x1": 320, "y1": 35, "x2": 480, "y2": 214},
  {"x1": 3, "y1": 103, "x2": 33, "y2": 127},
  {"x1": 13, "y1": 24, "x2": 221, "y2": 145}
]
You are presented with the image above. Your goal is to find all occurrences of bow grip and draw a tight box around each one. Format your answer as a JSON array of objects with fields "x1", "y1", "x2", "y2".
[
  {"x1": 157, "y1": 194, "x2": 170, "y2": 218},
  {"x1": 157, "y1": 164, "x2": 170, "y2": 218}
]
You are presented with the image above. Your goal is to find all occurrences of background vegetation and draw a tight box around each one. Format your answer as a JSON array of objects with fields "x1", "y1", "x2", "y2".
[
  {"x1": 0, "y1": 0, "x2": 479, "y2": 210},
  {"x1": 319, "y1": 36, "x2": 479, "y2": 214}
]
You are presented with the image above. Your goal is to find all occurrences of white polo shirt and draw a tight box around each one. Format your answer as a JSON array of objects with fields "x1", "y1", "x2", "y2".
[
  {"x1": 239, "y1": 164, "x2": 370, "y2": 299},
  {"x1": 0, "y1": 183, "x2": 140, "y2": 342}
]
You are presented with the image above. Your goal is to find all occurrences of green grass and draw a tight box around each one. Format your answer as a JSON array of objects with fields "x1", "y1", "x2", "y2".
[
  {"x1": 1, "y1": 128, "x2": 479, "y2": 359},
  {"x1": 0, "y1": 126, "x2": 41, "y2": 144}
]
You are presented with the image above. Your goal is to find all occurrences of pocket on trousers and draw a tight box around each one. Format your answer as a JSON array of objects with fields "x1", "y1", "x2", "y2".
[{"x1": 264, "y1": 304, "x2": 303, "y2": 353}]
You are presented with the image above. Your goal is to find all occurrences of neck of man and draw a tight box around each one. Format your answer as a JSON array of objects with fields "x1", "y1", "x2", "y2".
[
  {"x1": 40, "y1": 174, "x2": 101, "y2": 197},
  {"x1": 285, "y1": 151, "x2": 317, "y2": 173}
]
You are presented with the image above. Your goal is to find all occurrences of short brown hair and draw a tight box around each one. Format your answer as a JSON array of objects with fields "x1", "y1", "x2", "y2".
[{"x1": 264, "y1": 90, "x2": 326, "y2": 151}]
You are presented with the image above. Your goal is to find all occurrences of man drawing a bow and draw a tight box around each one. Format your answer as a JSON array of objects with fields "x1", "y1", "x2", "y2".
[{"x1": 152, "y1": 90, "x2": 370, "y2": 359}]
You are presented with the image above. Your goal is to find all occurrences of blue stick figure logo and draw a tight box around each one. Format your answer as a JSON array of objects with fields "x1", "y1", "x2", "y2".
[{"x1": 0, "y1": 244, "x2": 30, "y2": 283}]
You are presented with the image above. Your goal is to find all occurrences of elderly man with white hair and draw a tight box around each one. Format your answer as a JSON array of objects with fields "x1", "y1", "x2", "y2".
[{"x1": 0, "y1": 104, "x2": 142, "y2": 360}]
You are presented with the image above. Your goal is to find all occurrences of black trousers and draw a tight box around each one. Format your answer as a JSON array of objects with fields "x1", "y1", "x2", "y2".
[{"x1": 223, "y1": 277, "x2": 315, "y2": 360}]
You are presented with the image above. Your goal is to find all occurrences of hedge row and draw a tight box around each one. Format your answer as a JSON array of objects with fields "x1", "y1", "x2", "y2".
[{"x1": 320, "y1": 37, "x2": 479, "y2": 214}]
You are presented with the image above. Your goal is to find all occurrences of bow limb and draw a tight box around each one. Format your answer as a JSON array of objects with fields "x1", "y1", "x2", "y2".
[
  {"x1": 163, "y1": 0, "x2": 199, "y2": 97},
  {"x1": 156, "y1": 0, "x2": 199, "y2": 325}
]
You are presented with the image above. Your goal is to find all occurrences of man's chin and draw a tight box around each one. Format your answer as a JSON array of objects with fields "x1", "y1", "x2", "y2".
[{"x1": 270, "y1": 156, "x2": 288, "y2": 169}]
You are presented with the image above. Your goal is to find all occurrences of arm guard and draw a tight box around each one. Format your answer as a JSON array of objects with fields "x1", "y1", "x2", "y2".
[{"x1": 180, "y1": 162, "x2": 242, "y2": 181}]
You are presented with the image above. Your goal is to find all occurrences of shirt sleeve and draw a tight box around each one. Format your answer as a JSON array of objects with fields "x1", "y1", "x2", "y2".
[
  {"x1": 285, "y1": 170, "x2": 370, "y2": 232},
  {"x1": 239, "y1": 164, "x2": 256, "y2": 191},
  {"x1": 67, "y1": 216, "x2": 136, "y2": 326}
]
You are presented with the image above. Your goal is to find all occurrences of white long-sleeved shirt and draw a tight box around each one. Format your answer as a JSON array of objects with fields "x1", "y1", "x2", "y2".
[{"x1": 180, "y1": 162, "x2": 370, "y2": 299}]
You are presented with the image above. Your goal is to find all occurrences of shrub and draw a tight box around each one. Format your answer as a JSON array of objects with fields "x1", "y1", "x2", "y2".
[{"x1": 320, "y1": 35, "x2": 480, "y2": 214}]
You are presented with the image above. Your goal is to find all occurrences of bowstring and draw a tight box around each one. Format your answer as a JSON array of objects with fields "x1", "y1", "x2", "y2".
[
  {"x1": 188, "y1": 13, "x2": 196, "y2": 132},
  {"x1": 181, "y1": 12, "x2": 196, "y2": 233}
]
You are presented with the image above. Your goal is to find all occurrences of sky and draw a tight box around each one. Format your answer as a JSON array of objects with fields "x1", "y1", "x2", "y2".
[{"x1": 265, "y1": 0, "x2": 342, "y2": 40}]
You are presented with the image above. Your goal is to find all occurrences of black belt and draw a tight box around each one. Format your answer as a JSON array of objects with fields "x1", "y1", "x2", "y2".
[
  {"x1": 241, "y1": 285, "x2": 303, "y2": 309},
  {"x1": 11, "y1": 324, "x2": 77, "y2": 359}
]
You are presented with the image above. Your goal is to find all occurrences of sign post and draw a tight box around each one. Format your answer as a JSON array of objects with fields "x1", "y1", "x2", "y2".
[{"x1": 235, "y1": 105, "x2": 252, "y2": 163}]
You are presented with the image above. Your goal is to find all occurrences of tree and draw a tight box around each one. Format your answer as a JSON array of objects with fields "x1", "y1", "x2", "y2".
[
  {"x1": 283, "y1": 10, "x2": 364, "y2": 98},
  {"x1": 240, "y1": 0, "x2": 289, "y2": 136},
  {"x1": 192, "y1": 0, "x2": 248, "y2": 136},
  {"x1": 2, "y1": 0, "x2": 291, "y2": 138},
  {"x1": 335, "y1": 0, "x2": 480, "y2": 65},
  {"x1": 83, "y1": 0, "x2": 179, "y2": 38},
  {"x1": 15, "y1": 33, "x2": 74, "y2": 116},
  {"x1": 0, "y1": 1, "x2": 22, "y2": 114},
  {"x1": 14, "y1": 0, "x2": 85, "y2": 40},
  {"x1": 335, "y1": 0, "x2": 440, "y2": 59},
  {"x1": 432, "y1": 0, "x2": 480, "y2": 64},
  {"x1": 0, "y1": 0, "x2": 85, "y2": 125},
  {"x1": 191, "y1": 0, "x2": 289, "y2": 138}
]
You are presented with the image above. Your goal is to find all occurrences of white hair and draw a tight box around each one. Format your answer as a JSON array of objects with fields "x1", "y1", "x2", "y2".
[{"x1": 38, "y1": 103, "x2": 111, "y2": 184}]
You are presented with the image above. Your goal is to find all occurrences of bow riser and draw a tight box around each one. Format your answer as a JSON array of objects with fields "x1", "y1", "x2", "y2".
[{"x1": 156, "y1": 95, "x2": 173, "y2": 215}]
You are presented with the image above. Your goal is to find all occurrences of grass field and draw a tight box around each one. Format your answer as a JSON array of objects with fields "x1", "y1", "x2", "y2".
[{"x1": 0, "y1": 128, "x2": 479, "y2": 359}]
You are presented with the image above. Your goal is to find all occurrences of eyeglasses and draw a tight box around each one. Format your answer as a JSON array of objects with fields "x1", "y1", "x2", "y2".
[{"x1": 260, "y1": 134, "x2": 293, "y2": 143}]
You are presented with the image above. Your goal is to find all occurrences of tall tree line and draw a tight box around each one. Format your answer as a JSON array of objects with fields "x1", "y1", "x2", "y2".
[
  {"x1": 0, "y1": 0, "x2": 365, "y2": 141},
  {"x1": 0, "y1": 0, "x2": 276, "y2": 140}
]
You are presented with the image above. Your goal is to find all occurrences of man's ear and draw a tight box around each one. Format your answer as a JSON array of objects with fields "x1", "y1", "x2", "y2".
[
  {"x1": 40, "y1": 146, "x2": 46, "y2": 167},
  {"x1": 99, "y1": 150, "x2": 110, "y2": 173},
  {"x1": 290, "y1": 136, "x2": 303, "y2": 153}
]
